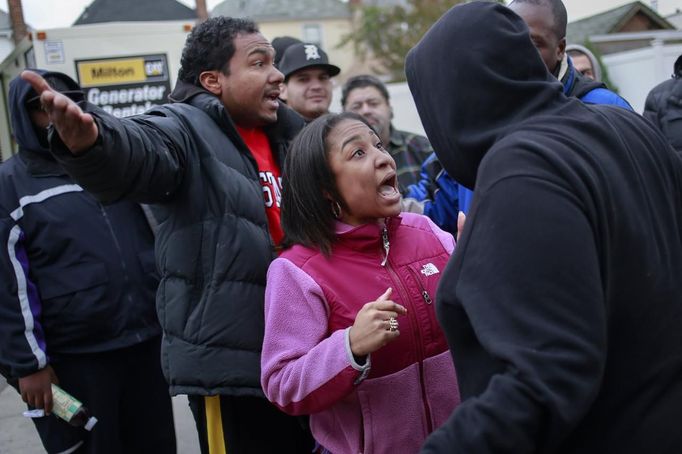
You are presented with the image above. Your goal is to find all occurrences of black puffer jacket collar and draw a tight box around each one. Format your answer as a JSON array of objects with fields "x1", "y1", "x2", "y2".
[{"x1": 169, "y1": 79, "x2": 303, "y2": 168}]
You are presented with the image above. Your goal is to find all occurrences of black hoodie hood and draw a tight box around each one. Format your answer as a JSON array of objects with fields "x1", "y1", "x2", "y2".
[
  {"x1": 405, "y1": 1, "x2": 564, "y2": 189},
  {"x1": 8, "y1": 69, "x2": 83, "y2": 155}
]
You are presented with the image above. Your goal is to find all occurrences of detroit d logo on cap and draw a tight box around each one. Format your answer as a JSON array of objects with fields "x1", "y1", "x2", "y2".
[{"x1": 304, "y1": 45, "x2": 321, "y2": 61}]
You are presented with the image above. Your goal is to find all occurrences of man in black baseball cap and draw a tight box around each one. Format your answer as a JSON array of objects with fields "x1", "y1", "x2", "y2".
[{"x1": 278, "y1": 42, "x2": 340, "y2": 121}]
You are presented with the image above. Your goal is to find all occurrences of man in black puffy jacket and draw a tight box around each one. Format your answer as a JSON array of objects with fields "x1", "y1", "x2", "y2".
[
  {"x1": 22, "y1": 17, "x2": 312, "y2": 454},
  {"x1": 0, "y1": 70, "x2": 175, "y2": 453},
  {"x1": 644, "y1": 55, "x2": 682, "y2": 152}
]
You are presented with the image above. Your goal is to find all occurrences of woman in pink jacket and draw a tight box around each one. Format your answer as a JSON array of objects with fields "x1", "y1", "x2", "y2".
[{"x1": 261, "y1": 112, "x2": 460, "y2": 454}]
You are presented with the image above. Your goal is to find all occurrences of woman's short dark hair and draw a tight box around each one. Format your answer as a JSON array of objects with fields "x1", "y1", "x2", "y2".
[
  {"x1": 281, "y1": 112, "x2": 374, "y2": 255},
  {"x1": 178, "y1": 16, "x2": 259, "y2": 86}
]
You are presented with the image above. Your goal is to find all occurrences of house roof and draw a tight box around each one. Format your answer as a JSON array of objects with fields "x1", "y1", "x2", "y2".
[
  {"x1": 567, "y1": 1, "x2": 675, "y2": 45},
  {"x1": 211, "y1": 0, "x2": 350, "y2": 22},
  {"x1": 74, "y1": 0, "x2": 196, "y2": 25}
]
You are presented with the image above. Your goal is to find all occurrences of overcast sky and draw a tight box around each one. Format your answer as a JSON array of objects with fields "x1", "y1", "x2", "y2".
[{"x1": 2, "y1": 0, "x2": 681, "y2": 30}]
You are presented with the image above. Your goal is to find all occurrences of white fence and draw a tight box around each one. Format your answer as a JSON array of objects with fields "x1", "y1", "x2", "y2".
[{"x1": 598, "y1": 31, "x2": 682, "y2": 113}]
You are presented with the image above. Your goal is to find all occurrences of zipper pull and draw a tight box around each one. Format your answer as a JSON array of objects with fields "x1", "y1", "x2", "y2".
[
  {"x1": 381, "y1": 225, "x2": 390, "y2": 266},
  {"x1": 422, "y1": 290, "x2": 433, "y2": 305}
]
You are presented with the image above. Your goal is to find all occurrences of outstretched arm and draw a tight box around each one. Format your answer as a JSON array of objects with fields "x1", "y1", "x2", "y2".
[
  {"x1": 21, "y1": 71, "x2": 187, "y2": 204},
  {"x1": 21, "y1": 71, "x2": 98, "y2": 154}
]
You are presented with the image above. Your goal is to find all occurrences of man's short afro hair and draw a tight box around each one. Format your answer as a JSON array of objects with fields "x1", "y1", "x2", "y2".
[{"x1": 178, "y1": 16, "x2": 259, "y2": 86}]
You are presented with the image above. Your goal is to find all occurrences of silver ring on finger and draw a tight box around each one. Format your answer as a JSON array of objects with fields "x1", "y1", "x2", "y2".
[{"x1": 388, "y1": 317, "x2": 399, "y2": 332}]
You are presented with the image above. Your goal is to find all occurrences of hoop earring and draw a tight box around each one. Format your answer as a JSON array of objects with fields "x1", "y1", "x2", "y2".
[{"x1": 331, "y1": 201, "x2": 342, "y2": 219}]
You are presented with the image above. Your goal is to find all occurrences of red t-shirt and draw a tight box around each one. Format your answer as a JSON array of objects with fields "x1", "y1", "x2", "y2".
[{"x1": 236, "y1": 126, "x2": 284, "y2": 247}]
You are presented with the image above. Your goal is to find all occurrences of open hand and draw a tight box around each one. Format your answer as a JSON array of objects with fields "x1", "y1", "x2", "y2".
[{"x1": 21, "y1": 70, "x2": 98, "y2": 154}]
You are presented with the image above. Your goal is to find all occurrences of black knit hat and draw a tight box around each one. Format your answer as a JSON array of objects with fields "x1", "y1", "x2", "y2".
[
  {"x1": 278, "y1": 43, "x2": 340, "y2": 81},
  {"x1": 272, "y1": 36, "x2": 302, "y2": 67}
]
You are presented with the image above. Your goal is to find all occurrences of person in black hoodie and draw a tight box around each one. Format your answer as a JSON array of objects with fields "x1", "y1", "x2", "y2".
[
  {"x1": 644, "y1": 54, "x2": 682, "y2": 152},
  {"x1": 406, "y1": 2, "x2": 682, "y2": 453},
  {"x1": 0, "y1": 70, "x2": 175, "y2": 453},
  {"x1": 21, "y1": 17, "x2": 312, "y2": 454}
]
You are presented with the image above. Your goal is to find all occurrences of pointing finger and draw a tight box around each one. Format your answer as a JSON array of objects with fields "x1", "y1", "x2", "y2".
[
  {"x1": 21, "y1": 70, "x2": 54, "y2": 97},
  {"x1": 376, "y1": 288, "x2": 392, "y2": 302},
  {"x1": 374, "y1": 300, "x2": 407, "y2": 314}
]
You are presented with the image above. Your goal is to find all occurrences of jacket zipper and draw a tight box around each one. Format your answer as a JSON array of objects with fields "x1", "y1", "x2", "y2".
[
  {"x1": 381, "y1": 226, "x2": 390, "y2": 266},
  {"x1": 380, "y1": 224, "x2": 434, "y2": 434},
  {"x1": 406, "y1": 266, "x2": 436, "y2": 307},
  {"x1": 99, "y1": 204, "x2": 134, "y2": 307}
]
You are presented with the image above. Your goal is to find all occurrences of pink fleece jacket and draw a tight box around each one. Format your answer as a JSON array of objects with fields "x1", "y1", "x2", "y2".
[{"x1": 261, "y1": 213, "x2": 460, "y2": 454}]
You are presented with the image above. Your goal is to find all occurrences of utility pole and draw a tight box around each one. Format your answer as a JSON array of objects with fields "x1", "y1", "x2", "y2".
[
  {"x1": 196, "y1": 0, "x2": 209, "y2": 22},
  {"x1": 7, "y1": 0, "x2": 28, "y2": 45}
]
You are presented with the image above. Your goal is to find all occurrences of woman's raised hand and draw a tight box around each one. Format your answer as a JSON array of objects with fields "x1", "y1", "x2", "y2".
[{"x1": 349, "y1": 288, "x2": 407, "y2": 358}]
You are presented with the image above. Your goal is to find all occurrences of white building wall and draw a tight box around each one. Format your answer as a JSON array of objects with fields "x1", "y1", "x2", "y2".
[
  {"x1": 29, "y1": 21, "x2": 193, "y2": 85},
  {"x1": 259, "y1": 18, "x2": 355, "y2": 76},
  {"x1": 603, "y1": 42, "x2": 682, "y2": 113},
  {"x1": 0, "y1": 35, "x2": 12, "y2": 62}
]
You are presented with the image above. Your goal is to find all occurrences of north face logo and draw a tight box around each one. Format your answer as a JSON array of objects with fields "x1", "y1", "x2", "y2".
[
  {"x1": 304, "y1": 44, "x2": 321, "y2": 60},
  {"x1": 420, "y1": 263, "x2": 439, "y2": 276}
]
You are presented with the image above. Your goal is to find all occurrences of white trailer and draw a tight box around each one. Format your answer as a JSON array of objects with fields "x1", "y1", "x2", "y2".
[{"x1": 0, "y1": 20, "x2": 194, "y2": 162}]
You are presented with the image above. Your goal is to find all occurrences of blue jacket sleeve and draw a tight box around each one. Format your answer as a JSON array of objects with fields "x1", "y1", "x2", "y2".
[
  {"x1": 0, "y1": 215, "x2": 48, "y2": 379},
  {"x1": 581, "y1": 88, "x2": 633, "y2": 111},
  {"x1": 404, "y1": 153, "x2": 460, "y2": 234}
]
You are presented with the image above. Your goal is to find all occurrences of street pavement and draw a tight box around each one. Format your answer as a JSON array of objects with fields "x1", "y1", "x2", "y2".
[{"x1": 0, "y1": 376, "x2": 200, "y2": 453}]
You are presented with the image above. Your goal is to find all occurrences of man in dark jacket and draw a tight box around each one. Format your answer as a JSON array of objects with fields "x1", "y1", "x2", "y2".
[
  {"x1": 406, "y1": 2, "x2": 682, "y2": 453},
  {"x1": 644, "y1": 54, "x2": 682, "y2": 152},
  {"x1": 0, "y1": 70, "x2": 175, "y2": 453},
  {"x1": 509, "y1": 0, "x2": 631, "y2": 109},
  {"x1": 22, "y1": 17, "x2": 312, "y2": 454}
]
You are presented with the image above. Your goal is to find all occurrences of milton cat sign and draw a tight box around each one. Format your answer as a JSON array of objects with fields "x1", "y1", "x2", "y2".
[{"x1": 75, "y1": 54, "x2": 171, "y2": 117}]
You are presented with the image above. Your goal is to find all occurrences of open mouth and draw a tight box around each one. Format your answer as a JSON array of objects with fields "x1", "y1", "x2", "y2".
[
  {"x1": 378, "y1": 172, "x2": 399, "y2": 198},
  {"x1": 264, "y1": 91, "x2": 280, "y2": 109}
]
